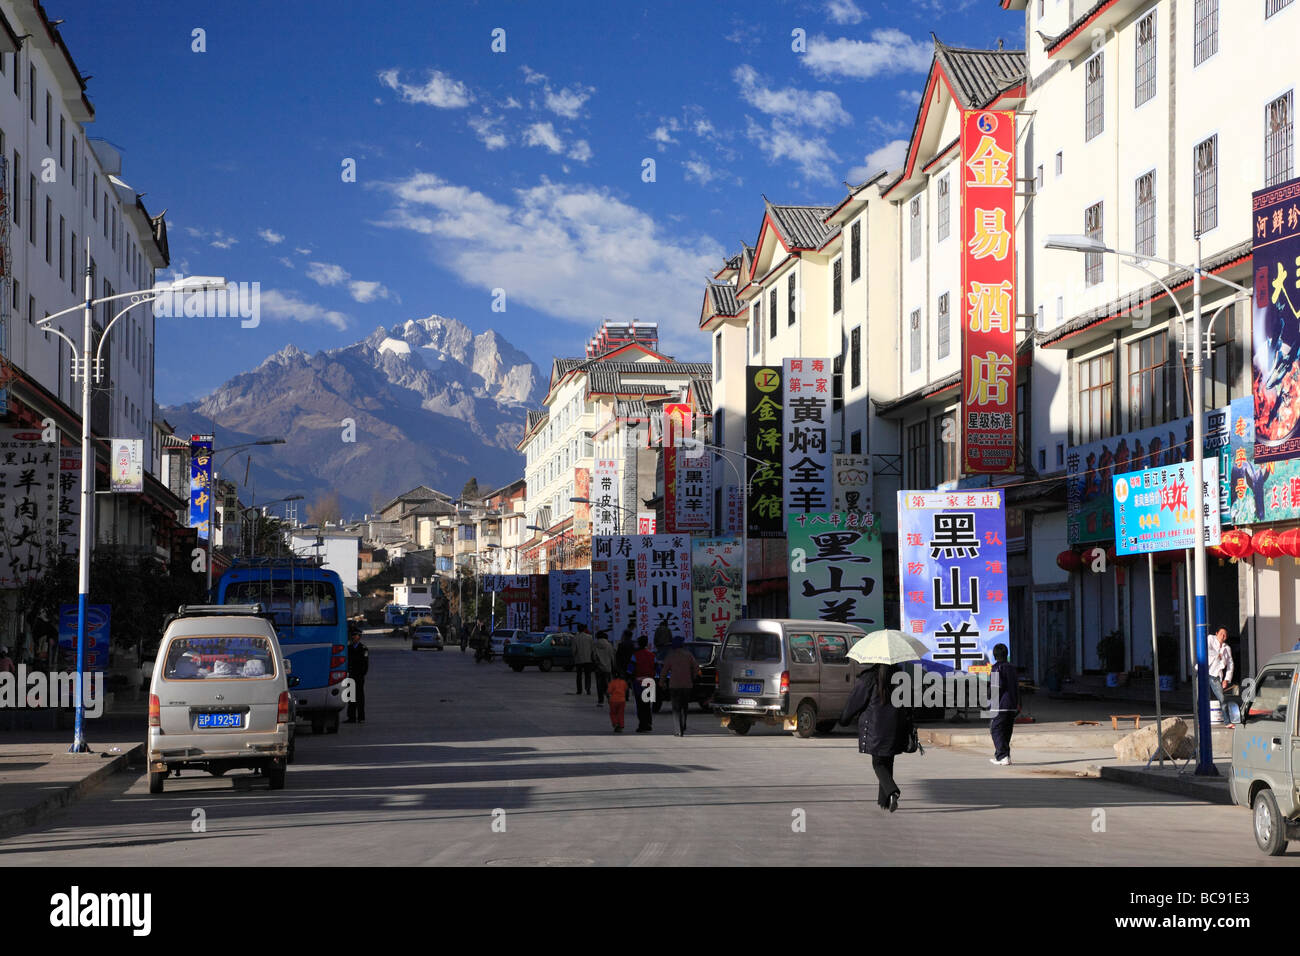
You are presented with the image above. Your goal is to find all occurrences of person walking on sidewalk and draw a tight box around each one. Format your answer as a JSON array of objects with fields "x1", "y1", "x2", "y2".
[
  {"x1": 345, "y1": 629, "x2": 369, "y2": 723},
  {"x1": 593, "y1": 630, "x2": 615, "y2": 705},
  {"x1": 988, "y1": 643, "x2": 1019, "y2": 766},
  {"x1": 607, "y1": 673, "x2": 629, "y2": 733},
  {"x1": 615, "y1": 631, "x2": 635, "y2": 695},
  {"x1": 1207, "y1": 628, "x2": 1234, "y2": 706},
  {"x1": 653, "y1": 620, "x2": 673, "y2": 661},
  {"x1": 631, "y1": 637, "x2": 657, "y2": 732},
  {"x1": 839, "y1": 662, "x2": 912, "y2": 812},
  {"x1": 660, "y1": 637, "x2": 699, "y2": 736},
  {"x1": 571, "y1": 623, "x2": 595, "y2": 696}
]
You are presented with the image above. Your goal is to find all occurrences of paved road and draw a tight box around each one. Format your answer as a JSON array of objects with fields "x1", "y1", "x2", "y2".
[{"x1": 0, "y1": 632, "x2": 1292, "y2": 866}]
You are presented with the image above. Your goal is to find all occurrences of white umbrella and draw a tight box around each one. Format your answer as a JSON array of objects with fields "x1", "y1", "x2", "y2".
[{"x1": 847, "y1": 629, "x2": 930, "y2": 666}]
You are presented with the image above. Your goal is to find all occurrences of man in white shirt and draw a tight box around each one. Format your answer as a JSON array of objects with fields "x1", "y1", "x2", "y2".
[{"x1": 1207, "y1": 627, "x2": 1234, "y2": 707}]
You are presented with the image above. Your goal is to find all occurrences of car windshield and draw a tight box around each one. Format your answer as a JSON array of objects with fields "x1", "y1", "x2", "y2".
[
  {"x1": 415, "y1": 628, "x2": 440, "y2": 636},
  {"x1": 164, "y1": 635, "x2": 276, "y2": 680},
  {"x1": 722, "y1": 631, "x2": 782, "y2": 662},
  {"x1": 689, "y1": 644, "x2": 718, "y2": 663},
  {"x1": 513, "y1": 633, "x2": 544, "y2": 644},
  {"x1": 225, "y1": 579, "x2": 338, "y2": 628}
]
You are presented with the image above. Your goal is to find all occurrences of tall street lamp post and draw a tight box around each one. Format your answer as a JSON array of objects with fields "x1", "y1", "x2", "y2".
[
  {"x1": 38, "y1": 265, "x2": 226, "y2": 753},
  {"x1": 1045, "y1": 234, "x2": 1250, "y2": 775}
]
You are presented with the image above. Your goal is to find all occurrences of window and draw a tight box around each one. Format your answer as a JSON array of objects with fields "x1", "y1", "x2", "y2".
[
  {"x1": 1057, "y1": 296, "x2": 1064, "y2": 326},
  {"x1": 1265, "y1": 91, "x2": 1294, "y2": 188},
  {"x1": 1134, "y1": 11, "x2": 1156, "y2": 106},
  {"x1": 1266, "y1": 0, "x2": 1295, "y2": 18},
  {"x1": 1077, "y1": 352, "x2": 1114, "y2": 443},
  {"x1": 909, "y1": 308, "x2": 921, "y2": 372},
  {"x1": 58, "y1": 115, "x2": 64, "y2": 167},
  {"x1": 769, "y1": 288, "x2": 777, "y2": 338},
  {"x1": 906, "y1": 420, "x2": 929, "y2": 489},
  {"x1": 832, "y1": 258, "x2": 842, "y2": 314},
  {"x1": 92, "y1": 174, "x2": 97, "y2": 220},
  {"x1": 850, "y1": 220, "x2": 861, "y2": 281},
  {"x1": 752, "y1": 302, "x2": 761, "y2": 353},
  {"x1": 44, "y1": 92, "x2": 50, "y2": 146},
  {"x1": 817, "y1": 633, "x2": 849, "y2": 664},
  {"x1": 933, "y1": 411, "x2": 958, "y2": 485},
  {"x1": 58, "y1": 215, "x2": 64, "y2": 278},
  {"x1": 787, "y1": 273, "x2": 796, "y2": 326},
  {"x1": 1206, "y1": 302, "x2": 1243, "y2": 409},
  {"x1": 1084, "y1": 202, "x2": 1103, "y2": 286},
  {"x1": 1085, "y1": 53, "x2": 1104, "y2": 141},
  {"x1": 70, "y1": 231, "x2": 77, "y2": 293},
  {"x1": 28, "y1": 65, "x2": 34, "y2": 122},
  {"x1": 1246, "y1": 666, "x2": 1294, "y2": 722},
  {"x1": 27, "y1": 173, "x2": 34, "y2": 244},
  {"x1": 850, "y1": 326, "x2": 861, "y2": 389},
  {"x1": 909, "y1": 197, "x2": 922, "y2": 260},
  {"x1": 582, "y1": 431, "x2": 594, "y2": 458},
  {"x1": 1055, "y1": 151, "x2": 1063, "y2": 177},
  {"x1": 1036, "y1": 164, "x2": 1044, "y2": 190},
  {"x1": 1135, "y1": 171, "x2": 1156, "y2": 257},
  {"x1": 71, "y1": 138, "x2": 76, "y2": 187},
  {"x1": 833, "y1": 353, "x2": 844, "y2": 412},
  {"x1": 10, "y1": 51, "x2": 16, "y2": 96},
  {"x1": 1194, "y1": 0, "x2": 1218, "y2": 65},
  {"x1": 937, "y1": 175, "x2": 950, "y2": 242},
  {"x1": 714, "y1": 332, "x2": 722, "y2": 380},
  {"x1": 27, "y1": 294, "x2": 33, "y2": 326},
  {"x1": 1036, "y1": 304, "x2": 1045, "y2": 332},
  {"x1": 937, "y1": 292, "x2": 950, "y2": 360},
  {"x1": 850, "y1": 430, "x2": 862, "y2": 454},
  {"x1": 44, "y1": 196, "x2": 50, "y2": 263},
  {"x1": 1194, "y1": 135, "x2": 1218, "y2": 234},
  {"x1": 1057, "y1": 443, "x2": 1065, "y2": 467},
  {"x1": 11, "y1": 151, "x2": 17, "y2": 226},
  {"x1": 1127, "y1": 331, "x2": 1167, "y2": 430}
]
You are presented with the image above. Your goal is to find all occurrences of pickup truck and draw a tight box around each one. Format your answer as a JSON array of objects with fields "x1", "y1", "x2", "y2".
[{"x1": 1225, "y1": 650, "x2": 1300, "y2": 855}]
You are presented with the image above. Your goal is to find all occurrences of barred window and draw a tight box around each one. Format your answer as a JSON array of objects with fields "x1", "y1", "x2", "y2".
[
  {"x1": 769, "y1": 288, "x2": 778, "y2": 338},
  {"x1": 1266, "y1": 0, "x2": 1294, "y2": 18},
  {"x1": 1135, "y1": 12, "x2": 1156, "y2": 106},
  {"x1": 937, "y1": 175, "x2": 950, "y2": 242},
  {"x1": 752, "y1": 302, "x2": 760, "y2": 354},
  {"x1": 1194, "y1": 135, "x2": 1218, "y2": 234},
  {"x1": 1265, "y1": 91, "x2": 1294, "y2": 188},
  {"x1": 937, "y1": 292, "x2": 951, "y2": 360},
  {"x1": 906, "y1": 420, "x2": 929, "y2": 490},
  {"x1": 1084, "y1": 202, "x2": 1104, "y2": 286},
  {"x1": 850, "y1": 326, "x2": 861, "y2": 389},
  {"x1": 1085, "y1": 53, "x2": 1104, "y2": 141},
  {"x1": 1127, "y1": 331, "x2": 1167, "y2": 431},
  {"x1": 1135, "y1": 171, "x2": 1156, "y2": 258},
  {"x1": 910, "y1": 197, "x2": 922, "y2": 260},
  {"x1": 787, "y1": 273, "x2": 796, "y2": 326},
  {"x1": 933, "y1": 411, "x2": 958, "y2": 486},
  {"x1": 909, "y1": 308, "x2": 922, "y2": 372},
  {"x1": 832, "y1": 258, "x2": 843, "y2": 313},
  {"x1": 850, "y1": 220, "x2": 861, "y2": 281},
  {"x1": 1077, "y1": 352, "x2": 1114, "y2": 443},
  {"x1": 1193, "y1": 0, "x2": 1218, "y2": 65}
]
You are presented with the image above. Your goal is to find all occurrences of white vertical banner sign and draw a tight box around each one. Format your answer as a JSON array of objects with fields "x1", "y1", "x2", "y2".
[
  {"x1": 636, "y1": 533, "x2": 693, "y2": 642},
  {"x1": 548, "y1": 569, "x2": 591, "y2": 630},
  {"x1": 592, "y1": 459, "x2": 620, "y2": 536},
  {"x1": 0, "y1": 429, "x2": 59, "y2": 587},
  {"x1": 111, "y1": 438, "x2": 144, "y2": 493},
  {"x1": 725, "y1": 484, "x2": 743, "y2": 535},
  {"x1": 832, "y1": 455, "x2": 873, "y2": 519},
  {"x1": 782, "y1": 358, "x2": 832, "y2": 517}
]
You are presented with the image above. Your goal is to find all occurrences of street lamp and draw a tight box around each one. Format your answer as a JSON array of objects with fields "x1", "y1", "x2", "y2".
[
  {"x1": 38, "y1": 262, "x2": 226, "y2": 753},
  {"x1": 241, "y1": 494, "x2": 304, "y2": 560},
  {"x1": 1045, "y1": 233, "x2": 1250, "y2": 776}
]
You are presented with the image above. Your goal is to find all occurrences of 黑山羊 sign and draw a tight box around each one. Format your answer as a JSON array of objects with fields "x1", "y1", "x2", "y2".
[
  {"x1": 787, "y1": 513, "x2": 883, "y2": 630},
  {"x1": 692, "y1": 536, "x2": 742, "y2": 642}
]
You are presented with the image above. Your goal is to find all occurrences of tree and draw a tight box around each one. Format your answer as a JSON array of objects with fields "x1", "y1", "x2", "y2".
[
  {"x1": 307, "y1": 490, "x2": 342, "y2": 526},
  {"x1": 461, "y1": 477, "x2": 481, "y2": 501}
]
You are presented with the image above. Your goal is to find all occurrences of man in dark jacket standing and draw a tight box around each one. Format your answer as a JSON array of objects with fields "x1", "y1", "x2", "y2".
[
  {"x1": 839, "y1": 663, "x2": 909, "y2": 811},
  {"x1": 989, "y1": 643, "x2": 1019, "y2": 765},
  {"x1": 345, "y1": 629, "x2": 369, "y2": 723}
]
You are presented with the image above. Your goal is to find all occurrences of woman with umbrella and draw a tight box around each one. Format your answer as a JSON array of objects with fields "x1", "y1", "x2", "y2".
[{"x1": 839, "y1": 629, "x2": 928, "y2": 812}]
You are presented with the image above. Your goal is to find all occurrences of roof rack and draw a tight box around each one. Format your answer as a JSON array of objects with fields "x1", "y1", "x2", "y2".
[{"x1": 175, "y1": 604, "x2": 266, "y2": 617}]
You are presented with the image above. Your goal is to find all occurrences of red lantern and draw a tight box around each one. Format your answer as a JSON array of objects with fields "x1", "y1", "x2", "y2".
[
  {"x1": 1218, "y1": 528, "x2": 1255, "y2": 562},
  {"x1": 1255, "y1": 529, "x2": 1283, "y2": 563},
  {"x1": 1278, "y1": 528, "x2": 1300, "y2": 558},
  {"x1": 1056, "y1": 549, "x2": 1082, "y2": 573}
]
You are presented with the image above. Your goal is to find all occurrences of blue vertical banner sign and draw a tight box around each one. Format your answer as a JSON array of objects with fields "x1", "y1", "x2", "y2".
[
  {"x1": 189, "y1": 435, "x2": 213, "y2": 541},
  {"x1": 897, "y1": 490, "x2": 1010, "y2": 671}
]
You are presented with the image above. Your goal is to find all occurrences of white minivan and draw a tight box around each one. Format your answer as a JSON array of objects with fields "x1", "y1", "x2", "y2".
[{"x1": 147, "y1": 605, "x2": 294, "y2": 793}]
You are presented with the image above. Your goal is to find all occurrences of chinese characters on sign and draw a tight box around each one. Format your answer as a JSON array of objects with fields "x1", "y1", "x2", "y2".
[
  {"x1": 1251, "y1": 175, "x2": 1300, "y2": 462},
  {"x1": 663, "y1": 446, "x2": 679, "y2": 534},
  {"x1": 592, "y1": 459, "x2": 620, "y2": 536},
  {"x1": 636, "y1": 512, "x2": 657, "y2": 535},
  {"x1": 548, "y1": 569, "x2": 591, "y2": 630},
  {"x1": 897, "y1": 490, "x2": 1010, "y2": 671},
  {"x1": 0, "y1": 430, "x2": 59, "y2": 587},
  {"x1": 725, "y1": 484, "x2": 743, "y2": 535},
  {"x1": 58, "y1": 446, "x2": 80, "y2": 556},
  {"x1": 528, "y1": 574, "x2": 550, "y2": 631},
  {"x1": 573, "y1": 467, "x2": 591, "y2": 538},
  {"x1": 1112, "y1": 459, "x2": 1221, "y2": 555},
  {"x1": 787, "y1": 512, "x2": 883, "y2": 629},
  {"x1": 675, "y1": 447, "x2": 712, "y2": 532},
  {"x1": 832, "y1": 455, "x2": 873, "y2": 520},
  {"x1": 746, "y1": 365, "x2": 784, "y2": 537},
  {"x1": 783, "y1": 358, "x2": 831, "y2": 516},
  {"x1": 111, "y1": 438, "x2": 144, "y2": 493},
  {"x1": 960, "y1": 109, "x2": 1017, "y2": 474},
  {"x1": 189, "y1": 435, "x2": 213, "y2": 541},
  {"x1": 635, "y1": 534, "x2": 693, "y2": 643},
  {"x1": 692, "y1": 537, "x2": 742, "y2": 642}
]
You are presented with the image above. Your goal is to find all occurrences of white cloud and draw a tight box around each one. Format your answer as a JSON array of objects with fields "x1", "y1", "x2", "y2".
[
  {"x1": 825, "y1": 0, "x2": 867, "y2": 24},
  {"x1": 521, "y1": 65, "x2": 547, "y2": 85},
  {"x1": 847, "y1": 138, "x2": 909, "y2": 182},
  {"x1": 523, "y1": 122, "x2": 565, "y2": 155},
  {"x1": 378, "y1": 67, "x2": 472, "y2": 108},
  {"x1": 294, "y1": 247, "x2": 312, "y2": 256},
  {"x1": 734, "y1": 64, "x2": 851, "y2": 128},
  {"x1": 259, "y1": 289, "x2": 349, "y2": 331},
  {"x1": 468, "y1": 112, "x2": 509, "y2": 150},
  {"x1": 544, "y1": 83, "x2": 594, "y2": 119},
  {"x1": 898, "y1": 88, "x2": 922, "y2": 107},
  {"x1": 803, "y1": 29, "x2": 933, "y2": 81},
  {"x1": 210, "y1": 232, "x2": 237, "y2": 250},
  {"x1": 682, "y1": 159, "x2": 739, "y2": 188},
  {"x1": 258, "y1": 228, "x2": 285, "y2": 244},
  {"x1": 348, "y1": 280, "x2": 395, "y2": 303},
  {"x1": 373, "y1": 172, "x2": 723, "y2": 355},
  {"x1": 744, "y1": 117, "x2": 840, "y2": 185},
  {"x1": 306, "y1": 261, "x2": 349, "y2": 287},
  {"x1": 650, "y1": 124, "x2": 679, "y2": 150},
  {"x1": 568, "y1": 139, "x2": 593, "y2": 163},
  {"x1": 503, "y1": 96, "x2": 522, "y2": 109},
  {"x1": 277, "y1": 257, "x2": 295, "y2": 269}
]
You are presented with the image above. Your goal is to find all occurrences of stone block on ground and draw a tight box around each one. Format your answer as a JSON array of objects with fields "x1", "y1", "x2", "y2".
[{"x1": 1114, "y1": 716, "x2": 1190, "y2": 762}]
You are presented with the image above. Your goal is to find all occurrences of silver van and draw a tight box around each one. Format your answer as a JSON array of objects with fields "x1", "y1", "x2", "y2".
[
  {"x1": 1226, "y1": 650, "x2": 1300, "y2": 854},
  {"x1": 147, "y1": 605, "x2": 294, "y2": 793},
  {"x1": 713, "y1": 619, "x2": 865, "y2": 737}
]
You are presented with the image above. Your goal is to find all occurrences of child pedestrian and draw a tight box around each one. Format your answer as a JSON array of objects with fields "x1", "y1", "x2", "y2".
[{"x1": 607, "y1": 673, "x2": 629, "y2": 733}]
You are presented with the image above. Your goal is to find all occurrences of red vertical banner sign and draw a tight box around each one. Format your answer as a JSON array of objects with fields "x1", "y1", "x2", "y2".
[{"x1": 960, "y1": 109, "x2": 1017, "y2": 474}]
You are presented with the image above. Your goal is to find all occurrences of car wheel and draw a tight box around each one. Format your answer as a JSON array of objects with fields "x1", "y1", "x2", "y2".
[
  {"x1": 511, "y1": 664, "x2": 525, "y2": 672},
  {"x1": 268, "y1": 761, "x2": 287, "y2": 790},
  {"x1": 148, "y1": 770, "x2": 165, "y2": 794},
  {"x1": 1253, "y1": 788, "x2": 1289, "y2": 856},
  {"x1": 538, "y1": 659, "x2": 553, "y2": 673},
  {"x1": 795, "y1": 701, "x2": 817, "y2": 738},
  {"x1": 311, "y1": 717, "x2": 325, "y2": 735},
  {"x1": 326, "y1": 712, "x2": 340, "y2": 734},
  {"x1": 728, "y1": 716, "x2": 753, "y2": 736}
]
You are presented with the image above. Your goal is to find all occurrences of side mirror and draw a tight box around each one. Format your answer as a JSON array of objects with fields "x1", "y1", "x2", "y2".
[
  {"x1": 284, "y1": 659, "x2": 293, "y2": 675},
  {"x1": 288, "y1": 676, "x2": 301, "y2": 688},
  {"x1": 141, "y1": 659, "x2": 154, "y2": 679},
  {"x1": 1224, "y1": 698, "x2": 1243, "y2": 725}
]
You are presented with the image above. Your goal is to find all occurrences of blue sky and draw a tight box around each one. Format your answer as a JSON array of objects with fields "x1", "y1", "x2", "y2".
[{"x1": 58, "y1": 0, "x2": 1013, "y2": 405}]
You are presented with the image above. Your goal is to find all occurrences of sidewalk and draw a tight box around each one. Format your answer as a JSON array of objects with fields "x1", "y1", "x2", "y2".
[{"x1": 0, "y1": 736, "x2": 143, "y2": 837}]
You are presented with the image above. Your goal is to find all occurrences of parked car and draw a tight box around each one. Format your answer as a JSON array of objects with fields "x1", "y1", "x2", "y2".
[
  {"x1": 489, "y1": 628, "x2": 528, "y2": 657},
  {"x1": 711, "y1": 619, "x2": 866, "y2": 737},
  {"x1": 411, "y1": 624, "x2": 444, "y2": 651},
  {"x1": 503, "y1": 631, "x2": 575, "y2": 672},
  {"x1": 1226, "y1": 651, "x2": 1300, "y2": 854},
  {"x1": 146, "y1": 604, "x2": 295, "y2": 793},
  {"x1": 654, "y1": 641, "x2": 722, "y2": 712}
]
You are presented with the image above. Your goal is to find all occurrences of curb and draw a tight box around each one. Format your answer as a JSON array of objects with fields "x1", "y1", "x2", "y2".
[
  {"x1": 1098, "y1": 764, "x2": 1233, "y2": 805},
  {"x1": 0, "y1": 742, "x2": 144, "y2": 838}
]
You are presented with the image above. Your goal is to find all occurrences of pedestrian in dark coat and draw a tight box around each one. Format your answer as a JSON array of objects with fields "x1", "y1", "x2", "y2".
[
  {"x1": 345, "y1": 631, "x2": 369, "y2": 723},
  {"x1": 839, "y1": 663, "x2": 911, "y2": 811},
  {"x1": 989, "y1": 643, "x2": 1019, "y2": 765}
]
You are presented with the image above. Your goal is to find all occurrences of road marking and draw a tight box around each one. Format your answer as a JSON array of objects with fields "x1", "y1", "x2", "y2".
[
  {"x1": 630, "y1": 842, "x2": 665, "y2": 866},
  {"x1": 383, "y1": 793, "x2": 422, "y2": 807}
]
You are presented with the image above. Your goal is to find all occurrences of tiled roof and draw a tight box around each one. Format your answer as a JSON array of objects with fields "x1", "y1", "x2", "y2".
[
  {"x1": 707, "y1": 282, "x2": 743, "y2": 316},
  {"x1": 525, "y1": 409, "x2": 548, "y2": 432},
  {"x1": 933, "y1": 39, "x2": 1026, "y2": 110},
  {"x1": 615, "y1": 399, "x2": 653, "y2": 419},
  {"x1": 689, "y1": 377, "x2": 713, "y2": 416},
  {"x1": 586, "y1": 362, "x2": 713, "y2": 395},
  {"x1": 767, "y1": 202, "x2": 840, "y2": 250},
  {"x1": 553, "y1": 358, "x2": 584, "y2": 376}
]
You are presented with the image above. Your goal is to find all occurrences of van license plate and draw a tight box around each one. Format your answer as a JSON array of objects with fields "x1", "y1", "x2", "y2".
[
  {"x1": 738, "y1": 682, "x2": 762, "y2": 694},
  {"x1": 196, "y1": 713, "x2": 243, "y2": 729}
]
